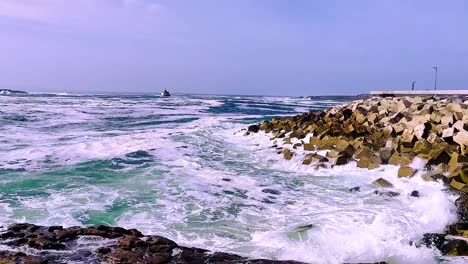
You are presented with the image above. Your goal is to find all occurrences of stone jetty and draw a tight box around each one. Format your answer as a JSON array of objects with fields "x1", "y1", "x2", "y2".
[
  {"x1": 248, "y1": 96, "x2": 467, "y2": 188},
  {"x1": 247, "y1": 95, "x2": 468, "y2": 256}
]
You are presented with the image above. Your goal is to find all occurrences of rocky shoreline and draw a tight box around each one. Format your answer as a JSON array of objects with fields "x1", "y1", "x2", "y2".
[
  {"x1": 0, "y1": 223, "x2": 307, "y2": 264},
  {"x1": 246, "y1": 95, "x2": 468, "y2": 256}
]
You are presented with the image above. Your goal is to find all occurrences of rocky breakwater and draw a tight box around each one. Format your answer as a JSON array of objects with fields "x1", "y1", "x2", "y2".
[
  {"x1": 247, "y1": 95, "x2": 468, "y2": 255},
  {"x1": 0, "y1": 223, "x2": 306, "y2": 264}
]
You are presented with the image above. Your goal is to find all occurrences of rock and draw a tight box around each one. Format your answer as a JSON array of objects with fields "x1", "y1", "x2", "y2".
[
  {"x1": 412, "y1": 140, "x2": 431, "y2": 155},
  {"x1": 97, "y1": 247, "x2": 112, "y2": 254},
  {"x1": 417, "y1": 233, "x2": 446, "y2": 249},
  {"x1": 332, "y1": 155, "x2": 348, "y2": 166},
  {"x1": 422, "y1": 169, "x2": 448, "y2": 182},
  {"x1": 442, "y1": 127, "x2": 455, "y2": 139},
  {"x1": 447, "y1": 103, "x2": 463, "y2": 113},
  {"x1": 283, "y1": 149, "x2": 293, "y2": 160},
  {"x1": 445, "y1": 222, "x2": 468, "y2": 238},
  {"x1": 0, "y1": 251, "x2": 47, "y2": 264},
  {"x1": 303, "y1": 143, "x2": 315, "y2": 151},
  {"x1": 0, "y1": 223, "x2": 307, "y2": 264},
  {"x1": 302, "y1": 154, "x2": 314, "y2": 165},
  {"x1": 460, "y1": 164, "x2": 468, "y2": 184},
  {"x1": 441, "y1": 239, "x2": 468, "y2": 256},
  {"x1": 398, "y1": 166, "x2": 416, "y2": 178},
  {"x1": 378, "y1": 148, "x2": 393, "y2": 165},
  {"x1": 325, "y1": 150, "x2": 340, "y2": 158},
  {"x1": 275, "y1": 131, "x2": 286, "y2": 138},
  {"x1": 372, "y1": 178, "x2": 393, "y2": 188},
  {"x1": 410, "y1": 190, "x2": 420, "y2": 197},
  {"x1": 455, "y1": 194, "x2": 468, "y2": 222},
  {"x1": 400, "y1": 131, "x2": 417, "y2": 148},
  {"x1": 349, "y1": 187, "x2": 360, "y2": 192},
  {"x1": 453, "y1": 130, "x2": 468, "y2": 154},
  {"x1": 453, "y1": 120, "x2": 466, "y2": 131},
  {"x1": 450, "y1": 178, "x2": 467, "y2": 192},
  {"x1": 312, "y1": 154, "x2": 328, "y2": 163},
  {"x1": 355, "y1": 146, "x2": 373, "y2": 160},
  {"x1": 247, "y1": 124, "x2": 260, "y2": 133},
  {"x1": 441, "y1": 115, "x2": 454, "y2": 126},
  {"x1": 54, "y1": 226, "x2": 82, "y2": 241},
  {"x1": 357, "y1": 156, "x2": 380, "y2": 170}
]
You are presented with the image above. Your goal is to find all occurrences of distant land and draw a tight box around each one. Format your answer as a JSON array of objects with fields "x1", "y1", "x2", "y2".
[{"x1": 0, "y1": 89, "x2": 27, "y2": 95}]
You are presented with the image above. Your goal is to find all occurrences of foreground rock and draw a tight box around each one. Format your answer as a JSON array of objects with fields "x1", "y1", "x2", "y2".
[{"x1": 0, "y1": 223, "x2": 305, "y2": 264}]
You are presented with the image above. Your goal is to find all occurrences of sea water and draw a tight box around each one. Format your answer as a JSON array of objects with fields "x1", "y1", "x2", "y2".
[{"x1": 0, "y1": 93, "x2": 461, "y2": 263}]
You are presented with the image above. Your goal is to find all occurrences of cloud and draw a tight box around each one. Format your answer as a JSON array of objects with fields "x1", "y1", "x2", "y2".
[{"x1": 0, "y1": 0, "x2": 165, "y2": 35}]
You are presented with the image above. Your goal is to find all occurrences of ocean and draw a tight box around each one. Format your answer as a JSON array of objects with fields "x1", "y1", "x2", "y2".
[{"x1": 0, "y1": 93, "x2": 460, "y2": 263}]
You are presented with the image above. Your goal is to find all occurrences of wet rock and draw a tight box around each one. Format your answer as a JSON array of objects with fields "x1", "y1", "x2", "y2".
[
  {"x1": 398, "y1": 166, "x2": 416, "y2": 178},
  {"x1": 378, "y1": 147, "x2": 393, "y2": 164},
  {"x1": 27, "y1": 235, "x2": 66, "y2": 250},
  {"x1": 417, "y1": 233, "x2": 446, "y2": 249},
  {"x1": 248, "y1": 124, "x2": 260, "y2": 133},
  {"x1": 54, "y1": 226, "x2": 81, "y2": 241},
  {"x1": 445, "y1": 222, "x2": 468, "y2": 238},
  {"x1": 450, "y1": 178, "x2": 467, "y2": 192},
  {"x1": 441, "y1": 239, "x2": 468, "y2": 256},
  {"x1": 8, "y1": 223, "x2": 40, "y2": 233},
  {"x1": 282, "y1": 149, "x2": 293, "y2": 160},
  {"x1": 422, "y1": 170, "x2": 447, "y2": 182},
  {"x1": 47, "y1": 226, "x2": 63, "y2": 232},
  {"x1": 0, "y1": 251, "x2": 48, "y2": 264},
  {"x1": 410, "y1": 190, "x2": 420, "y2": 197},
  {"x1": 97, "y1": 247, "x2": 112, "y2": 254},
  {"x1": 455, "y1": 194, "x2": 468, "y2": 222},
  {"x1": 357, "y1": 156, "x2": 380, "y2": 170},
  {"x1": 0, "y1": 223, "x2": 307, "y2": 264},
  {"x1": 302, "y1": 154, "x2": 314, "y2": 165},
  {"x1": 349, "y1": 186, "x2": 360, "y2": 192},
  {"x1": 372, "y1": 178, "x2": 393, "y2": 188},
  {"x1": 330, "y1": 155, "x2": 348, "y2": 166}
]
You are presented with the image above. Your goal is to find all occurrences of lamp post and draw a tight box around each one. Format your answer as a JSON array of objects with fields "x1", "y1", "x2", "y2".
[
  {"x1": 433, "y1": 66, "x2": 438, "y2": 90},
  {"x1": 412, "y1": 81, "x2": 416, "y2": 91}
]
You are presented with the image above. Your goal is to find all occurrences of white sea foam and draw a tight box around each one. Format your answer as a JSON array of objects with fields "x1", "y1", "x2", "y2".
[{"x1": 0, "y1": 94, "x2": 462, "y2": 263}]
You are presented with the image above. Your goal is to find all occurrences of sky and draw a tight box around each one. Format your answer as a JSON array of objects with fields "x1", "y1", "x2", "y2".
[{"x1": 0, "y1": 0, "x2": 467, "y2": 96}]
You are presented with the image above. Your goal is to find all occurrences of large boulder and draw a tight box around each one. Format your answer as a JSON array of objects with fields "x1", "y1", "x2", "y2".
[{"x1": 398, "y1": 166, "x2": 416, "y2": 178}]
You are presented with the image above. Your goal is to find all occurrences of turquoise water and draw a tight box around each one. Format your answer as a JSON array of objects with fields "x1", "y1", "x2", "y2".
[{"x1": 0, "y1": 93, "x2": 460, "y2": 263}]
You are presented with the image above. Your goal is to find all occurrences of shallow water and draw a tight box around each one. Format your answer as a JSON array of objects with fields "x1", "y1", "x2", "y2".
[{"x1": 0, "y1": 93, "x2": 461, "y2": 263}]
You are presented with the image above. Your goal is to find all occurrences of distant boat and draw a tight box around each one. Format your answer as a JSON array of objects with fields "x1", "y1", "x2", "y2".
[{"x1": 161, "y1": 90, "x2": 171, "y2": 97}]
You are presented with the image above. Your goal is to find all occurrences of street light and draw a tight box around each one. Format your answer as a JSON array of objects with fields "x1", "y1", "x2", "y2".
[
  {"x1": 412, "y1": 81, "x2": 416, "y2": 91},
  {"x1": 433, "y1": 66, "x2": 438, "y2": 90}
]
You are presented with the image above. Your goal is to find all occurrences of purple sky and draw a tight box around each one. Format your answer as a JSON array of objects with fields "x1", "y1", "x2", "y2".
[{"x1": 0, "y1": 0, "x2": 467, "y2": 96}]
